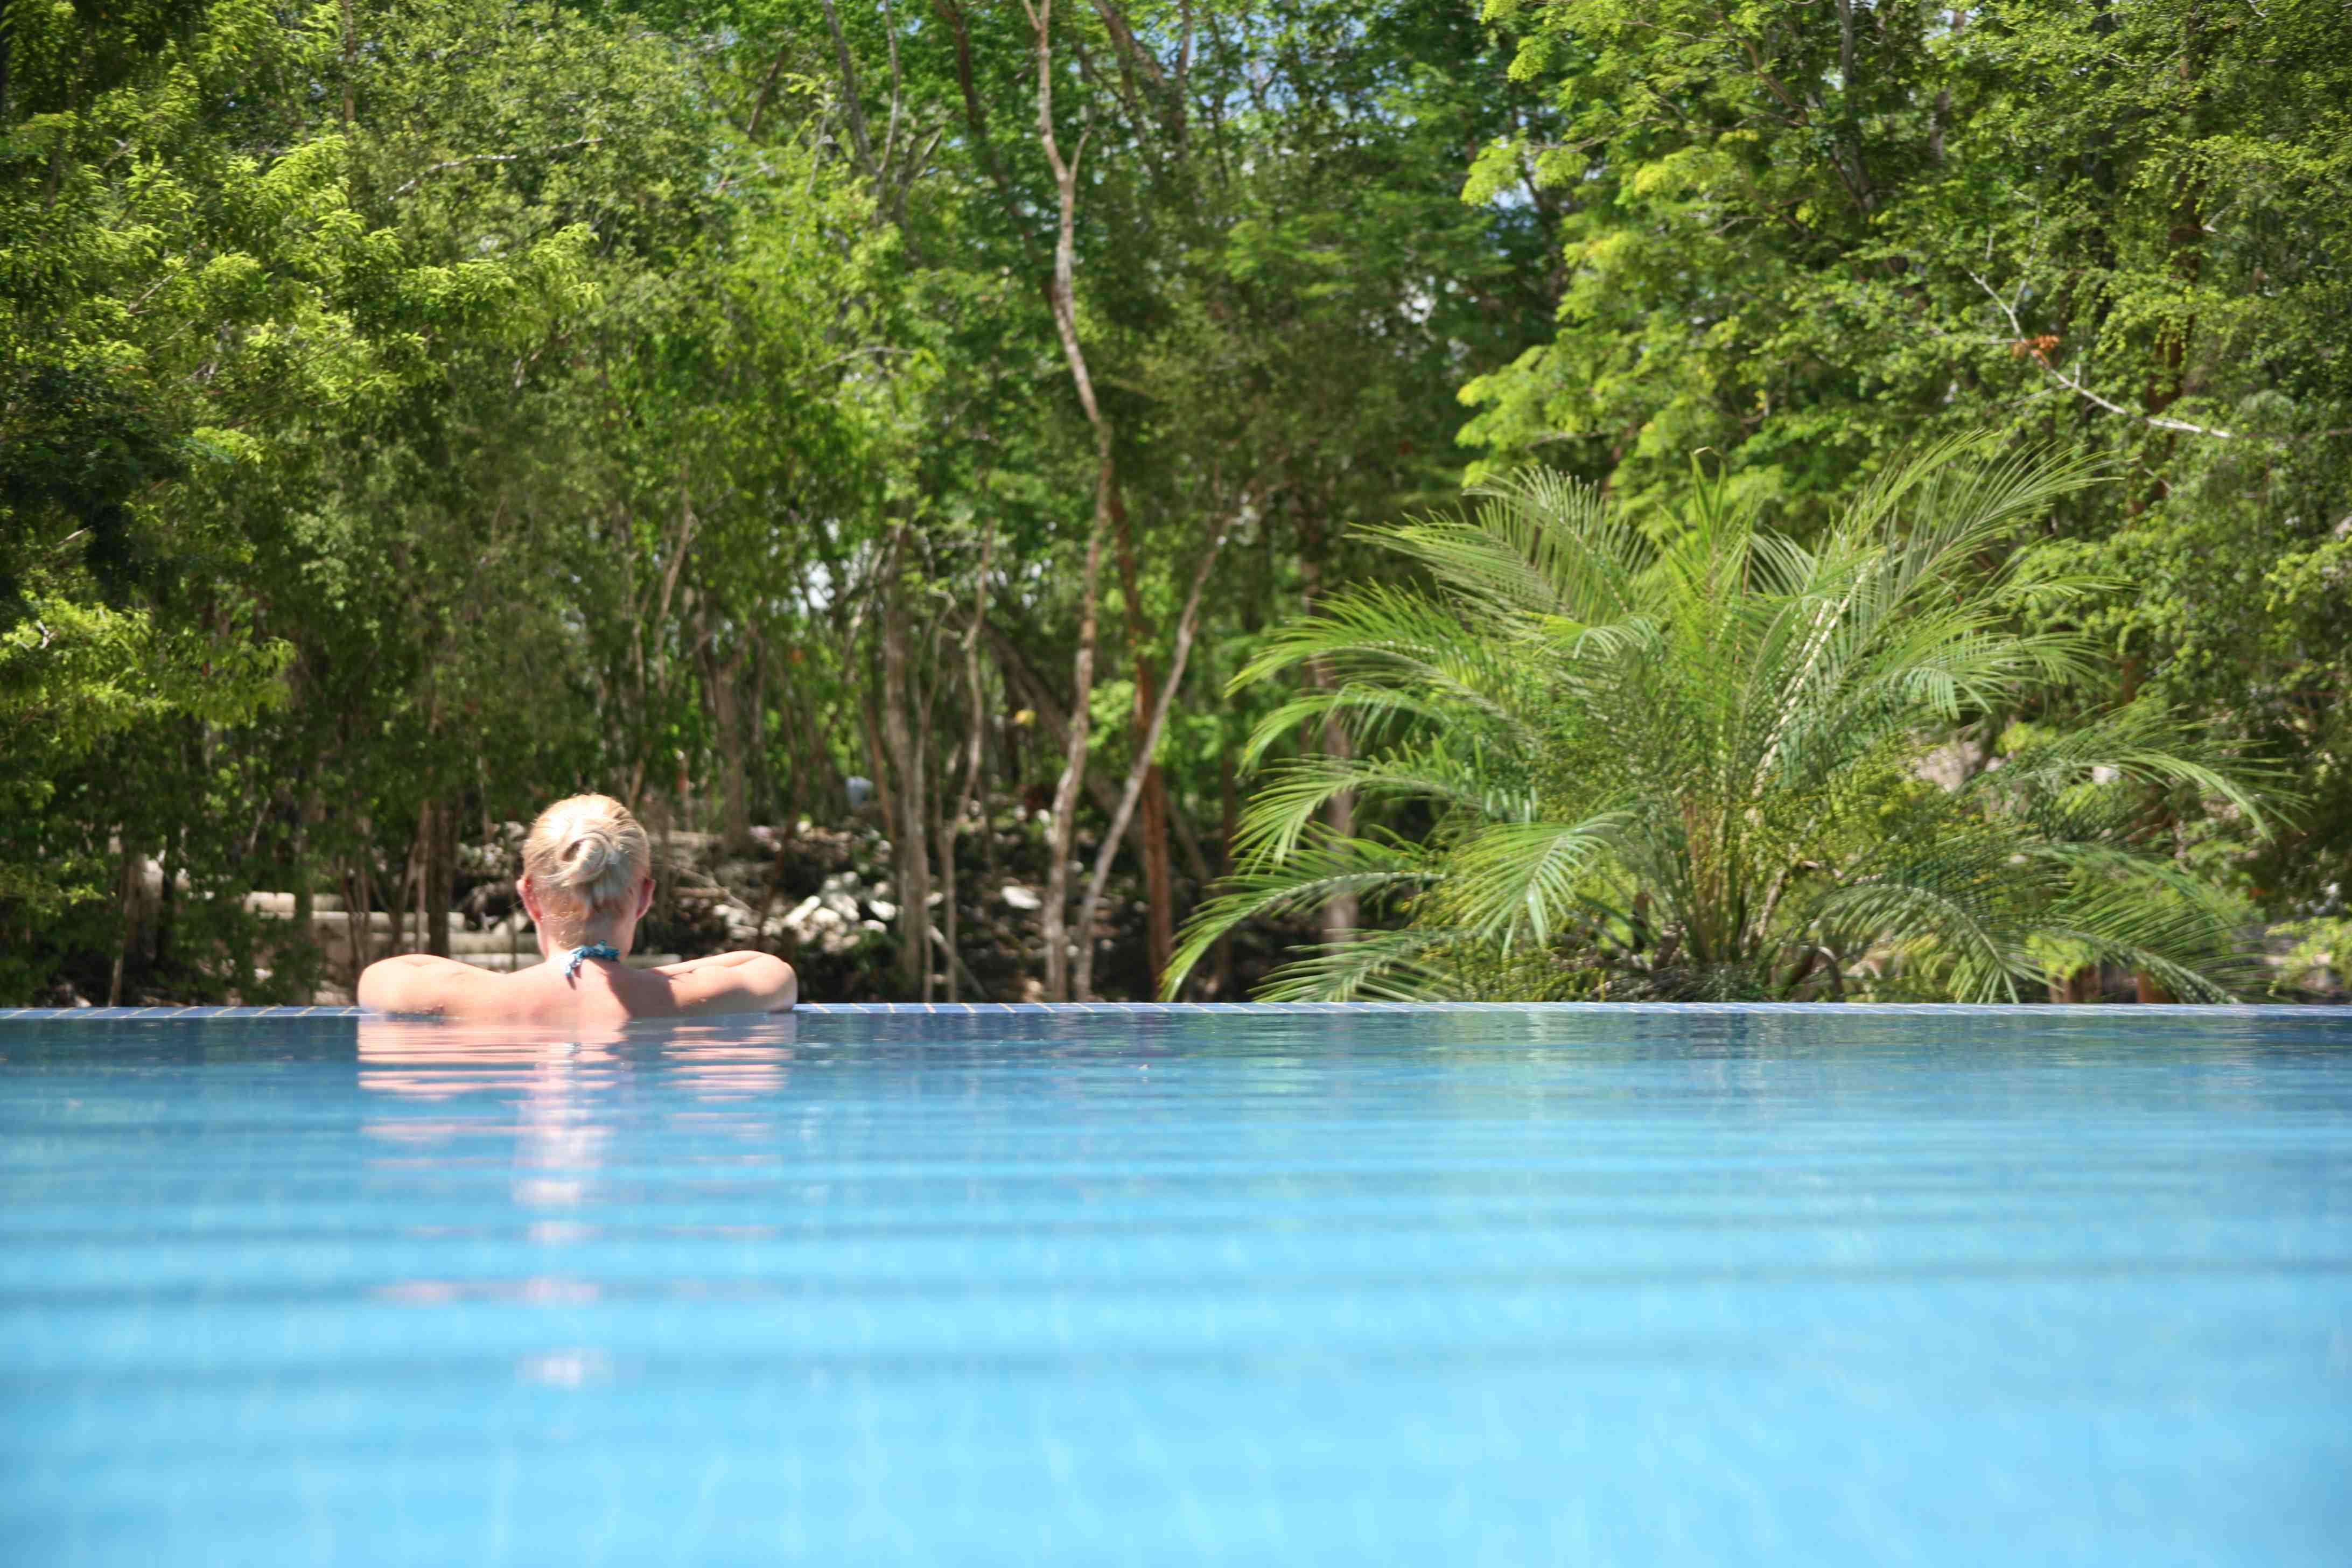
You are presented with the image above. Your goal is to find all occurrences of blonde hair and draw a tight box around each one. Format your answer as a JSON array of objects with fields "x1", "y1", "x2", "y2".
[{"x1": 521, "y1": 794, "x2": 650, "y2": 942}]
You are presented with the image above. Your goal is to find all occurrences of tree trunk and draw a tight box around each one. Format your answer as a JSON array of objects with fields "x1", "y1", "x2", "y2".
[
  {"x1": 745, "y1": 633, "x2": 768, "y2": 830},
  {"x1": 1205, "y1": 752, "x2": 1240, "y2": 998},
  {"x1": 626, "y1": 476, "x2": 701, "y2": 810},
  {"x1": 390, "y1": 814, "x2": 419, "y2": 959},
  {"x1": 704, "y1": 608, "x2": 752, "y2": 851},
  {"x1": 1107, "y1": 496, "x2": 1178, "y2": 984},
  {"x1": 292, "y1": 789, "x2": 316, "y2": 1000},
  {"x1": 1044, "y1": 434, "x2": 1111, "y2": 1001},
  {"x1": 155, "y1": 814, "x2": 182, "y2": 978},
  {"x1": 1299, "y1": 550, "x2": 1358, "y2": 942},
  {"x1": 424, "y1": 798, "x2": 453, "y2": 959},
  {"x1": 929, "y1": 768, "x2": 961, "y2": 1001},
  {"x1": 1074, "y1": 510, "x2": 1234, "y2": 999},
  {"x1": 107, "y1": 839, "x2": 136, "y2": 1005},
  {"x1": 2049, "y1": 968, "x2": 2098, "y2": 1004},
  {"x1": 858, "y1": 688, "x2": 897, "y2": 830},
  {"x1": 939, "y1": 523, "x2": 995, "y2": 1002},
  {"x1": 1139, "y1": 772, "x2": 1174, "y2": 972},
  {"x1": 342, "y1": 821, "x2": 376, "y2": 993},
  {"x1": 1027, "y1": 0, "x2": 1114, "y2": 1001},
  {"x1": 1318, "y1": 712, "x2": 1357, "y2": 944},
  {"x1": 878, "y1": 550, "x2": 935, "y2": 1000}
]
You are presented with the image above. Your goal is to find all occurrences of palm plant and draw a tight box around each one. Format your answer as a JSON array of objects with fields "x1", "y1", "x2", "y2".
[{"x1": 1168, "y1": 436, "x2": 2266, "y2": 1002}]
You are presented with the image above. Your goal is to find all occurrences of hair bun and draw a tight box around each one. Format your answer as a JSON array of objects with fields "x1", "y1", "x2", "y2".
[
  {"x1": 561, "y1": 827, "x2": 617, "y2": 889},
  {"x1": 521, "y1": 795, "x2": 651, "y2": 940}
]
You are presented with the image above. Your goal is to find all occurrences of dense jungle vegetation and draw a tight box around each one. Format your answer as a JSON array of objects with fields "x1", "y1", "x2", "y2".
[{"x1": 3, "y1": 0, "x2": 2346, "y2": 1004}]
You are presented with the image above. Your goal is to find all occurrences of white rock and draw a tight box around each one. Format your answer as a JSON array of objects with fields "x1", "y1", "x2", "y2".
[
  {"x1": 1000, "y1": 884, "x2": 1042, "y2": 912},
  {"x1": 781, "y1": 892, "x2": 867, "y2": 956},
  {"x1": 814, "y1": 873, "x2": 862, "y2": 921}
]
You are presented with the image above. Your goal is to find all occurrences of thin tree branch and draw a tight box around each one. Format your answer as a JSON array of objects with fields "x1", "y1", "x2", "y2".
[
  {"x1": 881, "y1": 0, "x2": 906, "y2": 178},
  {"x1": 1026, "y1": 0, "x2": 1102, "y2": 428},
  {"x1": 391, "y1": 137, "x2": 601, "y2": 199},
  {"x1": 1072, "y1": 511, "x2": 1237, "y2": 996},
  {"x1": 816, "y1": 0, "x2": 881, "y2": 179},
  {"x1": 1966, "y1": 268, "x2": 2262, "y2": 443},
  {"x1": 745, "y1": 44, "x2": 792, "y2": 141}
]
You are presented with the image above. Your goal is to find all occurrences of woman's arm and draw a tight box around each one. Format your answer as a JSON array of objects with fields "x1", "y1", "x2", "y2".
[
  {"x1": 653, "y1": 951, "x2": 797, "y2": 1014},
  {"x1": 356, "y1": 953, "x2": 492, "y2": 1015}
]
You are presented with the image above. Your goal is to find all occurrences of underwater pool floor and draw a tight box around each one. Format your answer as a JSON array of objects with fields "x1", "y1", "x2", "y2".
[{"x1": 3, "y1": 1003, "x2": 2348, "y2": 1565}]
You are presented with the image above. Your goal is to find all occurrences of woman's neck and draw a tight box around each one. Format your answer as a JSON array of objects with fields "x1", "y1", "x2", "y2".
[{"x1": 541, "y1": 929, "x2": 628, "y2": 962}]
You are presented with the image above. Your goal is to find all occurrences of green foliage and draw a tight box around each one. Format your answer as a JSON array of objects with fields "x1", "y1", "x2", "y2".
[
  {"x1": 2265, "y1": 918, "x2": 2350, "y2": 1000},
  {"x1": 0, "y1": 0, "x2": 896, "y2": 998},
  {"x1": 1, "y1": 0, "x2": 2328, "y2": 1004},
  {"x1": 1172, "y1": 438, "x2": 2267, "y2": 1001},
  {"x1": 1460, "y1": 0, "x2": 2352, "y2": 909}
]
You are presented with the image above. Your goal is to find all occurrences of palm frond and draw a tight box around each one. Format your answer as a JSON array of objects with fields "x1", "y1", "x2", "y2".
[
  {"x1": 1967, "y1": 709, "x2": 2278, "y2": 832},
  {"x1": 1446, "y1": 813, "x2": 1634, "y2": 946},
  {"x1": 1230, "y1": 750, "x2": 1536, "y2": 863},
  {"x1": 1248, "y1": 927, "x2": 1466, "y2": 1002},
  {"x1": 1371, "y1": 468, "x2": 1651, "y2": 625},
  {"x1": 1815, "y1": 871, "x2": 2034, "y2": 1003},
  {"x1": 1162, "y1": 834, "x2": 1442, "y2": 1000}
]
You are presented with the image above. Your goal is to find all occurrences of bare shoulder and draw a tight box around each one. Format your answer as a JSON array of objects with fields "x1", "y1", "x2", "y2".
[
  {"x1": 356, "y1": 954, "x2": 498, "y2": 1016},
  {"x1": 651, "y1": 951, "x2": 797, "y2": 1016}
]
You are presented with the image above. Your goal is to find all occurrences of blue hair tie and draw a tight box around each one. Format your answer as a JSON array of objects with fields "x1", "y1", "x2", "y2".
[{"x1": 561, "y1": 942, "x2": 621, "y2": 979}]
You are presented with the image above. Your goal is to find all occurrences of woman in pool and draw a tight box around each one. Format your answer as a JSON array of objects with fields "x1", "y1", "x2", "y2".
[{"x1": 357, "y1": 794, "x2": 795, "y2": 1020}]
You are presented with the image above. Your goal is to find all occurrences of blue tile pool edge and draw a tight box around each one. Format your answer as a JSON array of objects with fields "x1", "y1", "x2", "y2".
[{"x1": 0, "y1": 1001, "x2": 2344, "y2": 1021}]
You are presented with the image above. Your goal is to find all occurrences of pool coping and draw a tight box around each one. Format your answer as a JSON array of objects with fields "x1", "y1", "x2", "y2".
[{"x1": 0, "y1": 1001, "x2": 2343, "y2": 1021}]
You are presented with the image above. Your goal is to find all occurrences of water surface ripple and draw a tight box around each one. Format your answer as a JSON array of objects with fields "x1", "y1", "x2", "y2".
[{"x1": 3, "y1": 1009, "x2": 2347, "y2": 1565}]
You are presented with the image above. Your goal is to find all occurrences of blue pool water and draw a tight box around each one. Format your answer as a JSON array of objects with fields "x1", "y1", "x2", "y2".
[{"x1": 3, "y1": 1003, "x2": 2348, "y2": 1566}]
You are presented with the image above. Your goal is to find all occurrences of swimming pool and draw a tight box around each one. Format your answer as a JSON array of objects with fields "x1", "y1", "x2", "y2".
[{"x1": 3, "y1": 1003, "x2": 2347, "y2": 1565}]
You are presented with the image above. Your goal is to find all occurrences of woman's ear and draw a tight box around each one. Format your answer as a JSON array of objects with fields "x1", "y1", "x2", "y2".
[
  {"x1": 518, "y1": 874, "x2": 542, "y2": 923},
  {"x1": 635, "y1": 875, "x2": 655, "y2": 919}
]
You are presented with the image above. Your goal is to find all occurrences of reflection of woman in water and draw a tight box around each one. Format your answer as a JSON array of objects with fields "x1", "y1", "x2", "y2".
[{"x1": 357, "y1": 794, "x2": 795, "y2": 1021}]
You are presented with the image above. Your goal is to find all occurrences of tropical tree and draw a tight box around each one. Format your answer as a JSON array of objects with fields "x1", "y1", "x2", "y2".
[{"x1": 1170, "y1": 437, "x2": 2267, "y2": 1003}]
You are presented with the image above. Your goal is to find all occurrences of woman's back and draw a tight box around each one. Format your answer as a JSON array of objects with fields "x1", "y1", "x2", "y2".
[
  {"x1": 358, "y1": 949, "x2": 795, "y2": 1022},
  {"x1": 355, "y1": 794, "x2": 796, "y2": 1020}
]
